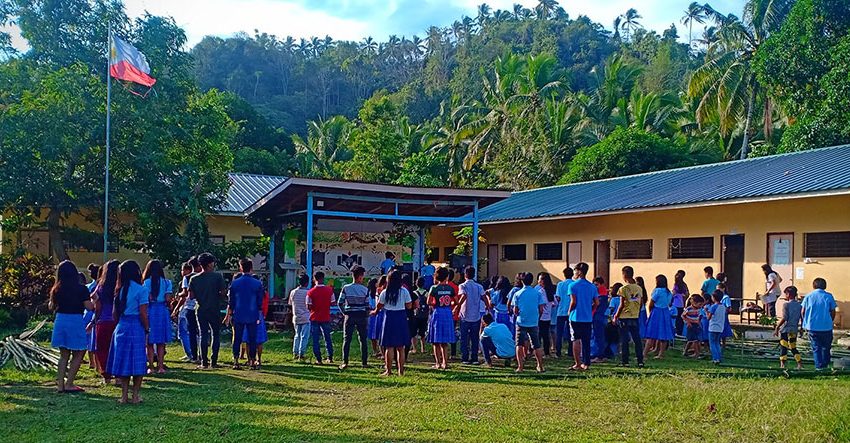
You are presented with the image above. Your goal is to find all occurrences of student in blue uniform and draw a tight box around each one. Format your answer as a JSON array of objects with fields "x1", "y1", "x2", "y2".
[
  {"x1": 701, "y1": 266, "x2": 720, "y2": 296},
  {"x1": 568, "y1": 263, "x2": 598, "y2": 371},
  {"x1": 717, "y1": 282, "x2": 734, "y2": 346},
  {"x1": 706, "y1": 290, "x2": 728, "y2": 364},
  {"x1": 380, "y1": 252, "x2": 396, "y2": 275},
  {"x1": 554, "y1": 267, "x2": 574, "y2": 358},
  {"x1": 373, "y1": 270, "x2": 413, "y2": 376},
  {"x1": 491, "y1": 276, "x2": 514, "y2": 333},
  {"x1": 480, "y1": 313, "x2": 516, "y2": 367},
  {"x1": 50, "y1": 261, "x2": 95, "y2": 393},
  {"x1": 590, "y1": 276, "x2": 610, "y2": 363},
  {"x1": 84, "y1": 264, "x2": 100, "y2": 369},
  {"x1": 420, "y1": 259, "x2": 436, "y2": 290},
  {"x1": 142, "y1": 260, "x2": 173, "y2": 374},
  {"x1": 366, "y1": 278, "x2": 382, "y2": 358},
  {"x1": 643, "y1": 274, "x2": 674, "y2": 360},
  {"x1": 107, "y1": 260, "x2": 150, "y2": 404}
]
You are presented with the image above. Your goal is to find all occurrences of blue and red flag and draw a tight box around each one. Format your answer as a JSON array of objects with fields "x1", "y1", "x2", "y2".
[{"x1": 109, "y1": 35, "x2": 156, "y2": 88}]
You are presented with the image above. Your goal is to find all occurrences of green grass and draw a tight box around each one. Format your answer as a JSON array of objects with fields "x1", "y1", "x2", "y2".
[{"x1": 2, "y1": 329, "x2": 850, "y2": 442}]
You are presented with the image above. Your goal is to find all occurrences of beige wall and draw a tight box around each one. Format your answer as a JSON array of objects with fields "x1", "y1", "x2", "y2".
[{"x1": 430, "y1": 194, "x2": 850, "y2": 326}]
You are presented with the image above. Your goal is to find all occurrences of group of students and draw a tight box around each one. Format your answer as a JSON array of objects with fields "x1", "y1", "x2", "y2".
[
  {"x1": 48, "y1": 252, "x2": 273, "y2": 404},
  {"x1": 287, "y1": 259, "x2": 840, "y2": 376}
]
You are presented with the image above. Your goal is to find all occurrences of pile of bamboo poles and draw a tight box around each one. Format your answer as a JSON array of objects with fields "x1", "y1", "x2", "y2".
[{"x1": 0, "y1": 319, "x2": 60, "y2": 370}]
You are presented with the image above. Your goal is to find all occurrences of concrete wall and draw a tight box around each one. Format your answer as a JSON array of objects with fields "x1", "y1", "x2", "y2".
[{"x1": 430, "y1": 194, "x2": 850, "y2": 326}]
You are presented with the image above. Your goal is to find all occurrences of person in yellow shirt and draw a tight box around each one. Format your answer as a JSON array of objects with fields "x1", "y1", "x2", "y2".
[{"x1": 613, "y1": 266, "x2": 644, "y2": 367}]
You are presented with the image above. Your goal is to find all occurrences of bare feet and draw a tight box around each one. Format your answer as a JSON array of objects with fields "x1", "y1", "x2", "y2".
[{"x1": 379, "y1": 370, "x2": 391, "y2": 377}]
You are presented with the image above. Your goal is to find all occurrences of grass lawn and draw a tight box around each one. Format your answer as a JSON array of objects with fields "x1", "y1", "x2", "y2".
[{"x1": 2, "y1": 327, "x2": 850, "y2": 442}]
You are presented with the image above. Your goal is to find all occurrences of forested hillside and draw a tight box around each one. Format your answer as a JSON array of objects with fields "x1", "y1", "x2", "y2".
[{"x1": 189, "y1": 0, "x2": 850, "y2": 189}]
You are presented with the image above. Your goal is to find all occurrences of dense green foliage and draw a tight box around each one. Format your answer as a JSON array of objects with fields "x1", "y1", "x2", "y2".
[
  {"x1": 0, "y1": 0, "x2": 845, "y2": 264},
  {"x1": 561, "y1": 127, "x2": 690, "y2": 183}
]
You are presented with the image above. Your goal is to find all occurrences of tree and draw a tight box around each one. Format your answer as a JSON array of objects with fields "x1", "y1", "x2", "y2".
[
  {"x1": 395, "y1": 151, "x2": 449, "y2": 187},
  {"x1": 688, "y1": 0, "x2": 793, "y2": 159},
  {"x1": 341, "y1": 94, "x2": 407, "y2": 183},
  {"x1": 560, "y1": 127, "x2": 690, "y2": 183},
  {"x1": 681, "y1": 2, "x2": 706, "y2": 49},
  {"x1": 619, "y1": 8, "x2": 643, "y2": 42},
  {"x1": 292, "y1": 115, "x2": 352, "y2": 178}
]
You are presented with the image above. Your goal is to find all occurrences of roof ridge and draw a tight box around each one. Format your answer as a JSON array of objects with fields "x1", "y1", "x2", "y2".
[
  {"x1": 510, "y1": 143, "x2": 850, "y2": 195},
  {"x1": 228, "y1": 172, "x2": 288, "y2": 180}
]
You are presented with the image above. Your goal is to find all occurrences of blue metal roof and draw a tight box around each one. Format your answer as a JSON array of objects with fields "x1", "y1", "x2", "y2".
[
  {"x1": 219, "y1": 173, "x2": 286, "y2": 214},
  {"x1": 478, "y1": 144, "x2": 850, "y2": 223}
]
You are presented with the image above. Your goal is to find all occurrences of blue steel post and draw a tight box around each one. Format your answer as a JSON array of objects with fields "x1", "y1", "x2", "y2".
[
  {"x1": 417, "y1": 227, "x2": 426, "y2": 274},
  {"x1": 268, "y1": 229, "x2": 276, "y2": 298},
  {"x1": 306, "y1": 193, "x2": 314, "y2": 288},
  {"x1": 472, "y1": 202, "x2": 479, "y2": 276}
]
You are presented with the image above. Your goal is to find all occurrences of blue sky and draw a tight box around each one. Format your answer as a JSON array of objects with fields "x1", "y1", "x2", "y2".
[{"x1": 7, "y1": 0, "x2": 746, "y2": 51}]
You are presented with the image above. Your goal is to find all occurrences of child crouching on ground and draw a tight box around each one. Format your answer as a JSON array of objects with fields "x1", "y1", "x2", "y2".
[
  {"x1": 682, "y1": 294, "x2": 703, "y2": 358},
  {"x1": 774, "y1": 286, "x2": 803, "y2": 370}
]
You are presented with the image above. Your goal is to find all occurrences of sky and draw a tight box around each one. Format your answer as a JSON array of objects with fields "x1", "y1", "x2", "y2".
[{"x1": 6, "y1": 0, "x2": 746, "y2": 51}]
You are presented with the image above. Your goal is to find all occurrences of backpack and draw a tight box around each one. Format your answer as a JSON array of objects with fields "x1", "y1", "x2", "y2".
[{"x1": 415, "y1": 289, "x2": 429, "y2": 319}]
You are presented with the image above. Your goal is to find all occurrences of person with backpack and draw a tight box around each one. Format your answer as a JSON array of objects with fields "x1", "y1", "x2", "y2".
[{"x1": 411, "y1": 277, "x2": 430, "y2": 354}]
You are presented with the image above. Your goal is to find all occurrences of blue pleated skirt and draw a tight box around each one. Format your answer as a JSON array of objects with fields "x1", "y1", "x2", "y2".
[
  {"x1": 721, "y1": 316, "x2": 733, "y2": 339},
  {"x1": 147, "y1": 302, "x2": 172, "y2": 345},
  {"x1": 244, "y1": 316, "x2": 268, "y2": 344},
  {"x1": 52, "y1": 313, "x2": 88, "y2": 351},
  {"x1": 83, "y1": 309, "x2": 96, "y2": 351},
  {"x1": 107, "y1": 315, "x2": 148, "y2": 377},
  {"x1": 427, "y1": 306, "x2": 456, "y2": 344},
  {"x1": 380, "y1": 309, "x2": 410, "y2": 348},
  {"x1": 638, "y1": 308, "x2": 648, "y2": 337},
  {"x1": 644, "y1": 307, "x2": 674, "y2": 340},
  {"x1": 368, "y1": 310, "x2": 384, "y2": 340},
  {"x1": 700, "y1": 317, "x2": 710, "y2": 341}
]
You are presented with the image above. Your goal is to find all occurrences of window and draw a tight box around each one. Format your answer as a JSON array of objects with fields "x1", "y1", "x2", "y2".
[
  {"x1": 502, "y1": 244, "x2": 526, "y2": 261},
  {"x1": 615, "y1": 239, "x2": 652, "y2": 260},
  {"x1": 241, "y1": 236, "x2": 260, "y2": 243},
  {"x1": 427, "y1": 247, "x2": 440, "y2": 262},
  {"x1": 669, "y1": 237, "x2": 714, "y2": 259},
  {"x1": 209, "y1": 235, "x2": 225, "y2": 245},
  {"x1": 805, "y1": 231, "x2": 850, "y2": 257},
  {"x1": 62, "y1": 228, "x2": 118, "y2": 253},
  {"x1": 534, "y1": 243, "x2": 563, "y2": 260}
]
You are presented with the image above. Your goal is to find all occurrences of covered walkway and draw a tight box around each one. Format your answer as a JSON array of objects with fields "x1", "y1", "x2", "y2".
[{"x1": 245, "y1": 177, "x2": 509, "y2": 295}]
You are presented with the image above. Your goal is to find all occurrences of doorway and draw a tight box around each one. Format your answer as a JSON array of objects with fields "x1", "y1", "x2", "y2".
[
  {"x1": 487, "y1": 244, "x2": 499, "y2": 279},
  {"x1": 721, "y1": 234, "x2": 745, "y2": 314},
  {"x1": 594, "y1": 240, "x2": 610, "y2": 284}
]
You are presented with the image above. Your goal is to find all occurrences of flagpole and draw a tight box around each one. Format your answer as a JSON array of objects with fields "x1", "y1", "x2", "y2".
[{"x1": 103, "y1": 25, "x2": 112, "y2": 263}]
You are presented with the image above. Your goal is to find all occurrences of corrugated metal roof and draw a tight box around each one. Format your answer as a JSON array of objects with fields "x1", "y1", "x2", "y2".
[
  {"x1": 478, "y1": 144, "x2": 850, "y2": 223},
  {"x1": 219, "y1": 173, "x2": 287, "y2": 214}
]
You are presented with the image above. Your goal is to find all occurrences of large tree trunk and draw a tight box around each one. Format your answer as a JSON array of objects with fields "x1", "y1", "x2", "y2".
[
  {"x1": 740, "y1": 92, "x2": 755, "y2": 160},
  {"x1": 46, "y1": 207, "x2": 68, "y2": 261}
]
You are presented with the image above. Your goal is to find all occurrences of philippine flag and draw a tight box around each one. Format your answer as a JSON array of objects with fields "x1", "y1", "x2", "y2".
[{"x1": 109, "y1": 35, "x2": 156, "y2": 87}]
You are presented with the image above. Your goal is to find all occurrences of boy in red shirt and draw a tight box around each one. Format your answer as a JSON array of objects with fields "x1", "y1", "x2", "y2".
[{"x1": 307, "y1": 271, "x2": 336, "y2": 364}]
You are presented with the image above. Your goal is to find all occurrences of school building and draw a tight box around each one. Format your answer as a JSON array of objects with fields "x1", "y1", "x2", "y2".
[{"x1": 429, "y1": 144, "x2": 850, "y2": 327}]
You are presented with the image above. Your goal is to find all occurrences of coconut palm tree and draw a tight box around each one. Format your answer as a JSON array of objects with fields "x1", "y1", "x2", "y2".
[
  {"x1": 681, "y1": 2, "x2": 706, "y2": 49},
  {"x1": 360, "y1": 36, "x2": 378, "y2": 54},
  {"x1": 619, "y1": 8, "x2": 642, "y2": 41},
  {"x1": 535, "y1": 0, "x2": 559, "y2": 20},
  {"x1": 688, "y1": 0, "x2": 793, "y2": 159},
  {"x1": 292, "y1": 116, "x2": 352, "y2": 178},
  {"x1": 476, "y1": 3, "x2": 491, "y2": 27}
]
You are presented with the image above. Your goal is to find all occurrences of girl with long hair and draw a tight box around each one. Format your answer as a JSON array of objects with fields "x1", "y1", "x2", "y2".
[
  {"x1": 492, "y1": 276, "x2": 514, "y2": 332},
  {"x1": 643, "y1": 274, "x2": 674, "y2": 360},
  {"x1": 106, "y1": 260, "x2": 149, "y2": 404},
  {"x1": 537, "y1": 272, "x2": 556, "y2": 356},
  {"x1": 92, "y1": 260, "x2": 119, "y2": 382},
  {"x1": 372, "y1": 270, "x2": 413, "y2": 376},
  {"x1": 672, "y1": 270, "x2": 690, "y2": 337},
  {"x1": 636, "y1": 276, "x2": 648, "y2": 337},
  {"x1": 49, "y1": 260, "x2": 95, "y2": 393},
  {"x1": 142, "y1": 260, "x2": 173, "y2": 374}
]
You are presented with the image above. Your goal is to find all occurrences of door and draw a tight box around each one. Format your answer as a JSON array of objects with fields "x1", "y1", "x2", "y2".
[
  {"x1": 567, "y1": 241, "x2": 582, "y2": 269},
  {"x1": 487, "y1": 244, "x2": 499, "y2": 279},
  {"x1": 593, "y1": 240, "x2": 610, "y2": 284},
  {"x1": 767, "y1": 233, "x2": 793, "y2": 290},
  {"x1": 721, "y1": 234, "x2": 745, "y2": 314}
]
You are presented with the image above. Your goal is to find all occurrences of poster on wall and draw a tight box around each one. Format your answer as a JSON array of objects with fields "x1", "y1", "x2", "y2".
[{"x1": 772, "y1": 239, "x2": 791, "y2": 265}]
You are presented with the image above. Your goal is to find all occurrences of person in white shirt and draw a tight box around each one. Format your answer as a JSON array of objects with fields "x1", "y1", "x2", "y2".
[{"x1": 289, "y1": 274, "x2": 311, "y2": 362}]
